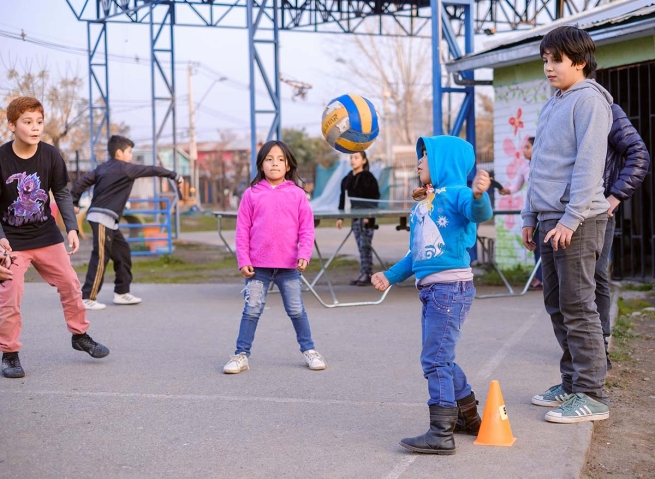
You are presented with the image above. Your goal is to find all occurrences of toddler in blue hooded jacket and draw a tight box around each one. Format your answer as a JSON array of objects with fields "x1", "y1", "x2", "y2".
[{"x1": 372, "y1": 135, "x2": 492, "y2": 455}]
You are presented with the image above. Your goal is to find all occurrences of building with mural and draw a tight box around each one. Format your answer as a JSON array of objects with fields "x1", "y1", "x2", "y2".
[{"x1": 446, "y1": 0, "x2": 655, "y2": 280}]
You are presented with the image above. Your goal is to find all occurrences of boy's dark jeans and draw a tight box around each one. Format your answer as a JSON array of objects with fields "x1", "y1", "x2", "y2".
[
  {"x1": 540, "y1": 214, "x2": 609, "y2": 404},
  {"x1": 594, "y1": 215, "x2": 616, "y2": 355}
]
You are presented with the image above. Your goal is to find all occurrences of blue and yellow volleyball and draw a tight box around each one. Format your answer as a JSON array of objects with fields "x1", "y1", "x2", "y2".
[{"x1": 321, "y1": 94, "x2": 380, "y2": 153}]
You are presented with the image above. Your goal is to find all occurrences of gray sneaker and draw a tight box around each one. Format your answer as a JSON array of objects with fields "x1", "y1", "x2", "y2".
[
  {"x1": 532, "y1": 384, "x2": 572, "y2": 407},
  {"x1": 545, "y1": 393, "x2": 609, "y2": 424}
]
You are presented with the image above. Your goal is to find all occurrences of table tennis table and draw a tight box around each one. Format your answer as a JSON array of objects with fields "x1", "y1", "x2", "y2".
[{"x1": 213, "y1": 208, "x2": 413, "y2": 308}]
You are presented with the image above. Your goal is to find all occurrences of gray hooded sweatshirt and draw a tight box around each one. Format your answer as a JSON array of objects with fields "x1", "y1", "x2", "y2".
[{"x1": 521, "y1": 79, "x2": 612, "y2": 232}]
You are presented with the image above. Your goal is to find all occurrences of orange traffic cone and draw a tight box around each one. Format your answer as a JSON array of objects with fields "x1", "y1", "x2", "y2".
[{"x1": 473, "y1": 380, "x2": 517, "y2": 447}]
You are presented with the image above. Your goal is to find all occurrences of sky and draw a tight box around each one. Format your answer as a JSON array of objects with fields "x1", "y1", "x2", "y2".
[
  {"x1": 0, "y1": 0, "x2": 366, "y2": 145},
  {"x1": 0, "y1": 1, "x2": 501, "y2": 149}
]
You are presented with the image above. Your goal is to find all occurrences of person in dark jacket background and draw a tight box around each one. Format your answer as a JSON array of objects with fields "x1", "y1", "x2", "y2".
[
  {"x1": 596, "y1": 102, "x2": 650, "y2": 369},
  {"x1": 336, "y1": 150, "x2": 380, "y2": 286},
  {"x1": 71, "y1": 135, "x2": 183, "y2": 310}
]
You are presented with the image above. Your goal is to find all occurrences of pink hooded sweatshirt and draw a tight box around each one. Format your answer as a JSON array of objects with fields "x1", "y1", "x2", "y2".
[{"x1": 235, "y1": 179, "x2": 315, "y2": 270}]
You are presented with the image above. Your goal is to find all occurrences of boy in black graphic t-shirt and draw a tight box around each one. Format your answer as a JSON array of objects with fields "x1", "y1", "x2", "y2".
[{"x1": 0, "y1": 97, "x2": 109, "y2": 379}]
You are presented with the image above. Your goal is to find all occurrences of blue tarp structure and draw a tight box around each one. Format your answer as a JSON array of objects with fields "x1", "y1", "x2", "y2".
[{"x1": 310, "y1": 158, "x2": 389, "y2": 211}]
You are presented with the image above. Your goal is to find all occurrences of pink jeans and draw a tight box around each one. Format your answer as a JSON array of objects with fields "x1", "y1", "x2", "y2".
[{"x1": 0, "y1": 242, "x2": 89, "y2": 352}]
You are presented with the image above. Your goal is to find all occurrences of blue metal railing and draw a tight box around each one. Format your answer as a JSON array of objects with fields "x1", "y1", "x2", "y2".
[{"x1": 120, "y1": 197, "x2": 173, "y2": 256}]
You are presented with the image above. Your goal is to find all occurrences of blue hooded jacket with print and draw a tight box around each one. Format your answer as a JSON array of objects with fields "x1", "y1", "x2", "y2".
[{"x1": 384, "y1": 136, "x2": 493, "y2": 284}]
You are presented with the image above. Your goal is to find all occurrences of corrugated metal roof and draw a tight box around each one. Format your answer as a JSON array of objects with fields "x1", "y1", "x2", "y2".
[{"x1": 446, "y1": 0, "x2": 655, "y2": 73}]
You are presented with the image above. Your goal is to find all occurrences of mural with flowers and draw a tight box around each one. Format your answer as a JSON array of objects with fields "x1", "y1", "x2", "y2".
[{"x1": 493, "y1": 79, "x2": 551, "y2": 268}]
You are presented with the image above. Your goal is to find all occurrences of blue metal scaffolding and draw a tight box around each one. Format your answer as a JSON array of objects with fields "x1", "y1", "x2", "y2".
[{"x1": 65, "y1": 0, "x2": 601, "y2": 174}]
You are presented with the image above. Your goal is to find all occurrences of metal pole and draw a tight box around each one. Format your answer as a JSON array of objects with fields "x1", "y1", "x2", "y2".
[
  {"x1": 75, "y1": 150, "x2": 80, "y2": 181},
  {"x1": 188, "y1": 62, "x2": 199, "y2": 206},
  {"x1": 247, "y1": 0, "x2": 257, "y2": 178},
  {"x1": 431, "y1": 0, "x2": 443, "y2": 135}
]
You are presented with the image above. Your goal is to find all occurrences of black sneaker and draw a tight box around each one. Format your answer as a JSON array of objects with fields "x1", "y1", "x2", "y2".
[
  {"x1": 2, "y1": 352, "x2": 25, "y2": 378},
  {"x1": 72, "y1": 333, "x2": 110, "y2": 358}
]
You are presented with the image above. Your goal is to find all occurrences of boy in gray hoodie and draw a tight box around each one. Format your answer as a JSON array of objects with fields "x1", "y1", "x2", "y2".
[{"x1": 521, "y1": 26, "x2": 612, "y2": 424}]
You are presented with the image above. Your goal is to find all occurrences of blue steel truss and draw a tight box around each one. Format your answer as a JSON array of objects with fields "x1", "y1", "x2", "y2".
[
  {"x1": 65, "y1": 0, "x2": 601, "y2": 173},
  {"x1": 87, "y1": 20, "x2": 110, "y2": 166}
]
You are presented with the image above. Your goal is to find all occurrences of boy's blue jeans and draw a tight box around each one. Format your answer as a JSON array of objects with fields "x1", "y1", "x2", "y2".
[
  {"x1": 540, "y1": 215, "x2": 609, "y2": 404},
  {"x1": 418, "y1": 281, "x2": 476, "y2": 407},
  {"x1": 235, "y1": 268, "x2": 315, "y2": 356}
]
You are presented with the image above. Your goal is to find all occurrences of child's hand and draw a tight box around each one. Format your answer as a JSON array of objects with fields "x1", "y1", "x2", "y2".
[
  {"x1": 67, "y1": 230, "x2": 80, "y2": 255},
  {"x1": 74, "y1": 206, "x2": 80, "y2": 214},
  {"x1": 522, "y1": 227, "x2": 536, "y2": 251},
  {"x1": 371, "y1": 272, "x2": 390, "y2": 291},
  {"x1": 0, "y1": 238, "x2": 12, "y2": 253},
  {"x1": 472, "y1": 170, "x2": 491, "y2": 199},
  {"x1": 297, "y1": 259, "x2": 308, "y2": 272},
  {"x1": 0, "y1": 264, "x2": 13, "y2": 282},
  {"x1": 544, "y1": 222, "x2": 574, "y2": 251},
  {"x1": 1, "y1": 250, "x2": 14, "y2": 269},
  {"x1": 335, "y1": 219, "x2": 343, "y2": 230},
  {"x1": 240, "y1": 265, "x2": 255, "y2": 278}
]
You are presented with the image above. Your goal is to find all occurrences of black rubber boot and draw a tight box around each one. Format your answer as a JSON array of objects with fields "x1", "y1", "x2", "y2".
[
  {"x1": 454, "y1": 392, "x2": 481, "y2": 435},
  {"x1": 399, "y1": 406, "x2": 458, "y2": 454}
]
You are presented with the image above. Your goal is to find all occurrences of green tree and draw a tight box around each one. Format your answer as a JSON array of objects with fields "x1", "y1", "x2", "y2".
[{"x1": 282, "y1": 127, "x2": 339, "y2": 168}]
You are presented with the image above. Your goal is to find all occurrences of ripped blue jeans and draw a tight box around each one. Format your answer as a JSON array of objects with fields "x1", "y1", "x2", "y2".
[{"x1": 235, "y1": 268, "x2": 315, "y2": 356}]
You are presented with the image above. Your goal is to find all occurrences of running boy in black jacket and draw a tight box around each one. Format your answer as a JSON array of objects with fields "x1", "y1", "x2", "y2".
[{"x1": 71, "y1": 135, "x2": 183, "y2": 310}]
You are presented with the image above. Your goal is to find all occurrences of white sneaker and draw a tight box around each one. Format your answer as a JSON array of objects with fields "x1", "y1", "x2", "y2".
[
  {"x1": 223, "y1": 353, "x2": 249, "y2": 374},
  {"x1": 83, "y1": 299, "x2": 106, "y2": 310},
  {"x1": 303, "y1": 350, "x2": 327, "y2": 370},
  {"x1": 113, "y1": 293, "x2": 142, "y2": 305}
]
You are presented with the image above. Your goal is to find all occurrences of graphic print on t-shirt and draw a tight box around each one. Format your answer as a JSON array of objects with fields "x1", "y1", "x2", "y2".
[
  {"x1": 411, "y1": 191, "x2": 446, "y2": 261},
  {"x1": 3, "y1": 172, "x2": 49, "y2": 226}
]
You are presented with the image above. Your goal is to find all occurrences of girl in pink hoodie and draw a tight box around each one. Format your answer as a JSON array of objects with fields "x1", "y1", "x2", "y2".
[{"x1": 223, "y1": 140, "x2": 327, "y2": 374}]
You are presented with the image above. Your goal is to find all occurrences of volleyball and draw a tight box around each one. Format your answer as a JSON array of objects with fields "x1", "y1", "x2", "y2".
[{"x1": 321, "y1": 94, "x2": 380, "y2": 153}]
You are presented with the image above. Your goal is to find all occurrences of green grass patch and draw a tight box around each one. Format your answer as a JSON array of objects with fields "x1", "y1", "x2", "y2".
[
  {"x1": 181, "y1": 214, "x2": 233, "y2": 232},
  {"x1": 617, "y1": 297, "x2": 651, "y2": 316},
  {"x1": 74, "y1": 254, "x2": 238, "y2": 275},
  {"x1": 474, "y1": 264, "x2": 531, "y2": 287},
  {"x1": 130, "y1": 254, "x2": 237, "y2": 273},
  {"x1": 608, "y1": 314, "x2": 638, "y2": 367},
  {"x1": 620, "y1": 282, "x2": 654, "y2": 292},
  {"x1": 304, "y1": 256, "x2": 360, "y2": 272}
]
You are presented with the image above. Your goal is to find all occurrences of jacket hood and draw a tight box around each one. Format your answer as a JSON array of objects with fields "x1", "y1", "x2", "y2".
[
  {"x1": 416, "y1": 135, "x2": 475, "y2": 188},
  {"x1": 557, "y1": 79, "x2": 613, "y2": 104},
  {"x1": 252, "y1": 179, "x2": 297, "y2": 191}
]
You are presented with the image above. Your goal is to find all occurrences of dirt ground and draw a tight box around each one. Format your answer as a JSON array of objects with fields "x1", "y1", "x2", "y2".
[{"x1": 583, "y1": 291, "x2": 655, "y2": 479}]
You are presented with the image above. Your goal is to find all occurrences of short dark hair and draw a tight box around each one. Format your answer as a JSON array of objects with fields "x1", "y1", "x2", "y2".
[
  {"x1": 251, "y1": 140, "x2": 302, "y2": 187},
  {"x1": 540, "y1": 26, "x2": 597, "y2": 78},
  {"x1": 527, "y1": 136, "x2": 535, "y2": 146},
  {"x1": 352, "y1": 150, "x2": 369, "y2": 171},
  {"x1": 108, "y1": 135, "x2": 134, "y2": 159}
]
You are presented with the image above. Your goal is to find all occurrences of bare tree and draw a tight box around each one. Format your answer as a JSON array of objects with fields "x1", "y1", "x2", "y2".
[
  {"x1": 0, "y1": 59, "x2": 128, "y2": 161},
  {"x1": 335, "y1": 25, "x2": 433, "y2": 150},
  {"x1": 476, "y1": 93, "x2": 494, "y2": 159}
]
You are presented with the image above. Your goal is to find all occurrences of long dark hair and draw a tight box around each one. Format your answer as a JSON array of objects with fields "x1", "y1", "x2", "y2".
[{"x1": 250, "y1": 140, "x2": 302, "y2": 187}]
